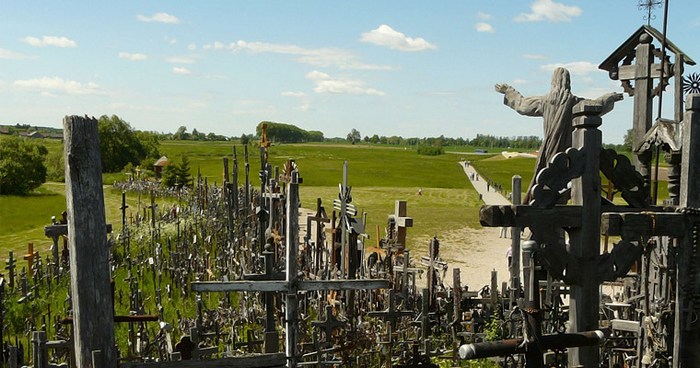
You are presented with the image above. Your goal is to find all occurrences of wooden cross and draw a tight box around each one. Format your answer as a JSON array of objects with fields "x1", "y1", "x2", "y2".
[
  {"x1": 5, "y1": 251, "x2": 16, "y2": 289},
  {"x1": 480, "y1": 104, "x2": 628, "y2": 366},
  {"x1": 306, "y1": 198, "x2": 331, "y2": 275},
  {"x1": 598, "y1": 94, "x2": 700, "y2": 366},
  {"x1": 23, "y1": 243, "x2": 39, "y2": 278},
  {"x1": 390, "y1": 201, "x2": 413, "y2": 251},
  {"x1": 242, "y1": 244, "x2": 283, "y2": 353},
  {"x1": 192, "y1": 171, "x2": 389, "y2": 368},
  {"x1": 367, "y1": 289, "x2": 413, "y2": 332},
  {"x1": 120, "y1": 191, "x2": 129, "y2": 231},
  {"x1": 233, "y1": 329, "x2": 264, "y2": 353},
  {"x1": 311, "y1": 305, "x2": 346, "y2": 345},
  {"x1": 18, "y1": 269, "x2": 31, "y2": 304}
]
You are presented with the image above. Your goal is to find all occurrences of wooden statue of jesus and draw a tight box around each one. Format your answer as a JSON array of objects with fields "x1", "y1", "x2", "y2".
[{"x1": 495, "y1": 67, "x2": 623, "y2": 203}]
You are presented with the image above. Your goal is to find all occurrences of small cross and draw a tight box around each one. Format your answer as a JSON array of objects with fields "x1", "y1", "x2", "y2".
[
  {"x1": 5, "y1": 251, "x2": 16, "y2": 289},
  {"x1": 638, "y1": 0, "x2": 662, "y2": 25},
  {"x1": 23, "y1": 243, "x2": 39, "y2": 278}
]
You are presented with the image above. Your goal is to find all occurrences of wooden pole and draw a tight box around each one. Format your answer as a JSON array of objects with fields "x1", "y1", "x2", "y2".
[
  {"x1": 633, "y1": 33, "x2": 654, "y2": 202},
  {"x1": 510, "y1": 175, "x2": 522, "y2": 301},
  {"x1": 568, "y1": 104, "x2": 603, "y2": 367},
  {"x1": 285, "y1": 171, "x2": 300, "y2": 368},
  {"x1": 675, "y1": 94, "x2": 700, "y2": 367},
  {"x1": 63, "y1": 115, "x2": 116, "y2": 368}
]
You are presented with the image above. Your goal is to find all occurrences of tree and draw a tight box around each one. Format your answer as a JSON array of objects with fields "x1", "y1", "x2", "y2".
[
  {"x1": 0, "y1": 136, "x2": 47, "y2": 195},
  {"x1": 173, "y1": 126, "x2": 189, "y2": 140},
  {"x1": 98, "y1": 115, "x2": 160, "y2": 173},
  {"x1": 161, "y1": 156, "x2": 193, "y2": 189},
  {"x1": 347, "y1": 128, "x2": 361, "y2": 144},
  {"x1": 45, "y1": 148, "x2": 65, "y2": 182},
  {"x1": 240, "y1": 133, "x2": 250, "y2": 145},
  {"x1": 622, "y1": 128, "x2": 633, "y2": 152}
]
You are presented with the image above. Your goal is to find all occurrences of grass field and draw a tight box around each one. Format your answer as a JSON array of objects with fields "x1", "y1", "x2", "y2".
[
  {"x1": 1, "y1": 140, "x2": 670, "y2": 257},
  {"x1": 1, "y1": 142, "x2": 489, "y2": 256}
]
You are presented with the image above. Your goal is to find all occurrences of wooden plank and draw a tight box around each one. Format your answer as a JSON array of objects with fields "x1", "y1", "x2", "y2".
[
  {"x1": 611, "y1": 319, "x2": 640, "y2": 333},
  {"x1": 192, "y1": 281, "x2": 288, "y2": 293},
  {"x1": 299, "y1": 279, "x2": 389, "y2": 291},
  {"x1": 601, "y1": 212, "x2": 686, "y2": 237},
  {"x1": 121, "y1": 353, "x2": 287, "y2": 368},
  {"x1": 617, "y1": 63, "x2": 670, "y2": 81},
  {"x1": 63, "y1": 115, "x2": 117, "y2": 368},
  {"x1": 45, "y1": 223, "x2": 112, "y2": 237},
  {"x1": 479, "y1": 205, "x2": 582, "y2": 228}
]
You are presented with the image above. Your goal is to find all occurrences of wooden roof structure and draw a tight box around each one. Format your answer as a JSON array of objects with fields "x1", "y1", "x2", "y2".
[{"x1": 599, "y1": 25, "x2": 695, "y2": 76}]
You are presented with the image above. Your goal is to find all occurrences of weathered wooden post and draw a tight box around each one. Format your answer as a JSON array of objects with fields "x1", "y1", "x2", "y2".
[
  {"x1": 63, "y1": 115, "x2": 116, "y2": 368},
  {"x1": 568, "y1": 104, "x2": 603, "y2": 367},
  {"x1": 675, "y1": 93, "x2": 700, "y2": 366},
  {"x1": 285, "y1": 170, "x2": 300, "y2": 368},
  {"x1": 510, "y1": 175, "x2": 522, "y2": 303}
]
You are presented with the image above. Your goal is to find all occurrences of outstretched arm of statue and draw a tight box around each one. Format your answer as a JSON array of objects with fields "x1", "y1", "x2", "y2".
[
  {"x1": 495, "y1": 83, "x2": 543, "y2": 117},
  {"x1": 594, "y1": 92, "x2": 624, "y2": 116},
  {"x1": 494, "y1": 83, "x2": 512, "y2": 94}
]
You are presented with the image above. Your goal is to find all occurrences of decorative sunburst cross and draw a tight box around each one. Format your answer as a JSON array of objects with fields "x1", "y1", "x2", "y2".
[
  {"x1": 638, "y1": 0, "x2": 663, "y2": 25},
  {"x1": 683, "y1": 73, "x2": 700, "y2": 95}
]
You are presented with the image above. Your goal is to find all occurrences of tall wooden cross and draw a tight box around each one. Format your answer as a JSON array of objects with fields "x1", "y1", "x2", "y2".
[
  {"x1": 480, "y1": 104, "x2": 637, "y2": 366},
  {"x1": 192, "y1": 170, "x2": 389, "y2": 368},
  {"x1": 600, "y1": 94, "x2": 700, "y2": 366}
]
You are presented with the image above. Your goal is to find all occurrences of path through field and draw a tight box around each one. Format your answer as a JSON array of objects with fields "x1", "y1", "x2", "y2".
[{"x1": 426, "y1": 161, "x2": 515, "y2": 290}]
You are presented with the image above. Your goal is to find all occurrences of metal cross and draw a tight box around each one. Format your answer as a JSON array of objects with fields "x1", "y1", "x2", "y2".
[{"x1": 638, "y1": 0, "x2": 662, "y2": 25}]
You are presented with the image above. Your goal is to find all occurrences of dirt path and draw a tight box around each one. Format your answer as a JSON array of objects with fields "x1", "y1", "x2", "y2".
[
  {"x1": 421, "y1": 162, "x2": 514, "y2": 289},
  {"x1": 298, "y1": 160, "x2": 516, "y2": 291}
]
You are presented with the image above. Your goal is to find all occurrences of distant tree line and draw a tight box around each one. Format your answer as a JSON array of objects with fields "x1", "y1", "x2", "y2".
[
  {"x1": 352, "y1": 132, "x2": 543, "y2": 149},
  {"x1": 163, "y1": 126, "x2": 231, "y2": 141},
  {"x1": 255, "y1": 121, "x2": 324, "y2": 143}
]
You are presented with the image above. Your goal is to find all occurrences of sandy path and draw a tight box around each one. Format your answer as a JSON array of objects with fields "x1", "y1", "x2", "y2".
[
  {"x1": 298, "y1": 160, "x2": 516, "y2": 291},
  {"x1": 414, "y1": 161, "x2": 514, "y2": 290}
]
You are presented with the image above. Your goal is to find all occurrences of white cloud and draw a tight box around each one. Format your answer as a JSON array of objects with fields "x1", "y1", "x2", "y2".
[
  {"x1": 360, "y1": 24, "x2": 436, "y2": 52},
  {"x1": 515, "y1": 0, "x2": 582, "y2": 23},
  {"x1": 476, "y1": 22, "x2": 495, "y2": 33},
  {"x1": 540, "y1": 61, "x2": 600, "y2": 75},
  {"x1": 137, "y1": 12, "x2": 180, "y2": 24},
  {"x1": 0, "y1": 48, "x2": 30, "y2": 59},
  {"x1": 172, "y1": 67, "x2": 191, "y2": 75},
  {"x1": 523, "y1": 53, "x2": 547, "y2": 60},
  {"x1": 281, "y1": 91, "x2": 307, "y2": 98},
  {"x1": 23, "y1": 36, "x2": 77, "y2": 48},
  {"x1": 512, "y1": 78, "x2": 529, "y2": 85},
  {"x1": 306, "y1": 70, "x2": 385, "y2": 96},
  {"x1": 13, "y1": 77, "x2": 103, "y2": 95},
  {"x1": 119, "y1": 52, "x2": 147, "y2": 61},
  {"x1": 477, "y1": 12, "x2": 492, "y2": 20},
  {"x1": 206, "y1": 40, "x2": 393, "y2": 70},
  {"x1": 166, "y1": 56, "x2": 196, "y2": 64}
]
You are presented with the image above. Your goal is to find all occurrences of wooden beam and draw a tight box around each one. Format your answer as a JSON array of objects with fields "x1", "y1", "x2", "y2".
[
  {"x1": 191, "y1": 279, "x2": 389, "y2": 293},
  {"x1": 601, "y1": 212, "x2": 686, "y2": 238},
  {"x1": 121, "y1": 353, "x2": 286, "y2": 368},
  {"x1": 479, "y1": 205, "x2": 582, "y2": 228}
]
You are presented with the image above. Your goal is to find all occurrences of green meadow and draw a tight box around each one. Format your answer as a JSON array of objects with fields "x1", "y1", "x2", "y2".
[{"x1": 0, "y1": 140, "x2": 668, "y2": 257}]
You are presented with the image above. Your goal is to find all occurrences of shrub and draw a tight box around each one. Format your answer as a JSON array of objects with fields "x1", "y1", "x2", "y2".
[{"x1": 417, "y1": 145, "x2": 444, "y2": 156}]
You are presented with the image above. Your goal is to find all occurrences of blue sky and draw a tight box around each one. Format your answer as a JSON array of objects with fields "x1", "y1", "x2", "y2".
[{"x1": 1, "y1": 1, "x2": 699, "y2": 144}]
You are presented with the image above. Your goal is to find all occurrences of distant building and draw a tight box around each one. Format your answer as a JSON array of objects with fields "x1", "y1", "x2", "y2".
[
  {"x1": 0, "y1": 127, "x2": 9, "y2": 135},
  {"x1": 28, "y1": 131, "x2": 44, "y2": 139},
  {"x1": 153, "y1": 156, "x2": 170, "y2": 178}
]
